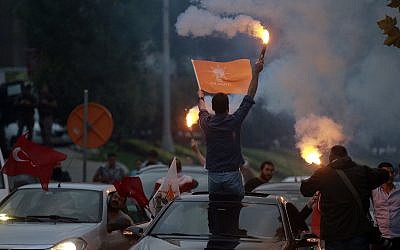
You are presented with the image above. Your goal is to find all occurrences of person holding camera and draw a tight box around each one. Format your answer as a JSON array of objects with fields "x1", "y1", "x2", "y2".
[{"x1": 372, "y1": 162, "x2": 400, "y2": 250}]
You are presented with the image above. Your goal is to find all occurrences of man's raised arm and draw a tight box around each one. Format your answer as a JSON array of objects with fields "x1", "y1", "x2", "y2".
[
  {"x1": 197, "y1": 89, "x2": 206, "y2": 110},
  {"x1": 247, "y1": 59, "x2": 264, "y2": 98}
]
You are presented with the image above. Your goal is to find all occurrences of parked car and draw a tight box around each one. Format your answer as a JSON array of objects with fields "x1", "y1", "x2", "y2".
[
  {"x1": 253, "y1": 182, "x2": 309, "y2": 212},
  {"x1": 135, "y1": 164, "x2": 208, "y2": 199},
  {"x1": 0, "y1": 183, "x2": 149, "y2": 250},
  {"x1": 0, "y1": 173, "x2": 9, "y2": 202},
  {"x1": 4, "y1": 111, "x2": 72, "y2": 148},
  {"x1": 127, "y1": 193, "x2": 320, "y2": 250},
  {"x1": 281, "y1": 176, "x2": 310, "y2": 183}
]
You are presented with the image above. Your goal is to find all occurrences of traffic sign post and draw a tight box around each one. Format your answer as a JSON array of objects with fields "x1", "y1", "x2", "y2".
[{"x1": 67, "y1": 99, "x2": 114, "y2": 182}]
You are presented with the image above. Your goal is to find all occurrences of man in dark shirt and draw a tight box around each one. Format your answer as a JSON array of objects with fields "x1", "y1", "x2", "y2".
[
  {"x1": 198, "y1": 59, "x2": 264, "y2": 199},
  {"x1": 245, "y1": 161, "x2": 274, "y2": 192},
  {"x1": 300, "y1": 145, "x2": 389, "y2": 250}
]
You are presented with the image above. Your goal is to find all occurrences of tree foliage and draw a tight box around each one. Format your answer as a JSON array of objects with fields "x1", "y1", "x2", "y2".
[
  {"x1": 377, "y1": 1, "x2": 400, "y2": 48},
  {"x1": 15, "y1": 0, "x2": 162, "y2": 138}
]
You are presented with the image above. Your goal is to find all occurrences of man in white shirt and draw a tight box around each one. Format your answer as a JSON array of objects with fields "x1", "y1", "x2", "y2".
[{"x1": 372, "y1": 162, "x2": 400, "y2": 249}]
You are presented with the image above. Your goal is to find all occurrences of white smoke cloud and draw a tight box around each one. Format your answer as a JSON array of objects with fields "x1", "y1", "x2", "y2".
[
  {"x1": 295, "y1": 114, "x2": 346, "y2": 155},
  {"x1": 176, "y1": 0, "x2": 400, "y2": 149},
  {"x1": 176, "y1": 6, "x2": 266, "y2": 39}
]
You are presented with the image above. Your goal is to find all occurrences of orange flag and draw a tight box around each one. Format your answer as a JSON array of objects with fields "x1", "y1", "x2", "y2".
[{"x1": 192, "y1": 59, "x2": 252, "y2": 94}]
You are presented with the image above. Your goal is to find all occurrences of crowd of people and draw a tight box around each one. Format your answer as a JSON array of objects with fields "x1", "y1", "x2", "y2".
[
  {"x1": 13, "y1": 83, "x2": 57, "y2": 146},
  {"x1": 6, "y1": 57, "x2": 399, "y2": 250}
]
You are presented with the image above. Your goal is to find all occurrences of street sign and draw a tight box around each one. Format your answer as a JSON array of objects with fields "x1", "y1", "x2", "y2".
[{"x1": 67, "y1": 103, "x2": 113, "y2": 148}]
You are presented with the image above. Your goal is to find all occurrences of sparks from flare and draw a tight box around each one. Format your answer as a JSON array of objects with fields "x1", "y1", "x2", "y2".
[
  {"x1": 186, "y1": 106, "x2": 199, "y2": 128},
  {"x1": 301, "y1": 146, "x2": 322, "y2": 165}
]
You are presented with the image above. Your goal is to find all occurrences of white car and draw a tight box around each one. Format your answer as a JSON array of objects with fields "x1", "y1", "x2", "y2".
[
  {"x1": 0, "y1": 183, "x2": 149, "y2": 250},
  {"x1": 0, "y1": 173, "x2": 10, "y2": 202}
]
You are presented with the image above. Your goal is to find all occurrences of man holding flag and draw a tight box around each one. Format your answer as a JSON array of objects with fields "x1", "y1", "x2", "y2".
[{"x1": 196, "y1": 59, "x2": 264, "y2": 199}]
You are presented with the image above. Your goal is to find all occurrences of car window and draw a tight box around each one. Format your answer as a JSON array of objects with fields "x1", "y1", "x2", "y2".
[
  {"x1": 0, "y1": 188, "x2": 102, "y2": 222},
  {"x1": 125, "y1": 198, "x2": 150, "y2": 224},
  {"x1": 139, "y1": 171, "x2": 167, "y2": 198},
  {"x1": 150, "y1": 201, "x2": 284, "y2": 240}
]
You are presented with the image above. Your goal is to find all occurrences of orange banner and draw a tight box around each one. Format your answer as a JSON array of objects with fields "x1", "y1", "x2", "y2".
[{"x1": 192, "y1": 59, "x2": 252, "y2": 94}]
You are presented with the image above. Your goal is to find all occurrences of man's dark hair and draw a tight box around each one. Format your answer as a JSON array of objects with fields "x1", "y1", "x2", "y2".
[
  {"x1": 329, "y1": 145, "x2": 348, "y2": 160},
  {"x1": 148, "y1": 150, "x2": 158, "y2": 158},
  {"x1": 212, "y1": 93, "x2": 229, "y2": 114},
  {"x1": 107, "y1": 153, "x2": 116, "y2": 158},
  {"x1": 260, "y1": 161, "x2": 274, "y2": 171},
  {"x1": 378, "y1": 162, "x2": 394, "y2": 170}
]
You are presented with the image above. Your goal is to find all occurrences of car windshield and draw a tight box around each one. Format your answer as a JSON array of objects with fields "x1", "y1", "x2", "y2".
[
  {"x1": 150, "y1": 201, "x2": 284, "y2": 240},
  {"x1": 139, "y1": 169, "x2": 208, "y2": 198},
  {"x1": 0, "y1": 188, "x2": 102, "y2": 223}
]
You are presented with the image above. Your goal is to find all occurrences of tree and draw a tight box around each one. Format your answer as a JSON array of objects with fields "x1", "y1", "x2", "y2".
[
  {"x1": 377, "y1": 0, "x2": 400, "y2": 48},
  {"x1": 14, "y1": 0, "x2": 162, "y2": 138}
]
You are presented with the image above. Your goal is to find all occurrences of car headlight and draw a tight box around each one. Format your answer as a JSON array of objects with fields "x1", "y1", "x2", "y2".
[{"x1": 50, "y1": 238, "x2": 87, "y2": 250}]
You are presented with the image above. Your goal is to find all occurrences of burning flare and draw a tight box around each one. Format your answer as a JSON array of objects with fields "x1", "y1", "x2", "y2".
[
  {"x1": 301, "y1": 146, "x2": 322, "y2": 165},
  {"x1": 253, "y1": 24, "x2": 270, "y2": 44},
  {"x1": 186, "y1": 106, "x2": 199, "y2": 128}
]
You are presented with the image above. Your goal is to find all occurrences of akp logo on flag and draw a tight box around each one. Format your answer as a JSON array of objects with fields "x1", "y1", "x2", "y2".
[
  {"x1": 192, "y1": 59, "x2": 252, "y2": 94},
  {"x1": 149, "y1": 157, "x2": 180, "y2": 216}
]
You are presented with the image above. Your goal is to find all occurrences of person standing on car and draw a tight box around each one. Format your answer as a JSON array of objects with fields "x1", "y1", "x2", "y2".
[
  {"x1": 372, "y1": 162, "x2": 400, "y2": 250},
  {"x1": 244, "y1": 161, "x2": 274, "y2": 192},
  {"x1": 197, "y1": 60, "x2": 264, "y2": 199},
  {"x1": 300, "y1": 145, "x2": 389, "y2": 250},
  {"x1": 38, "y1": 85, "x2": 57, "y2": 146},
  {"x1": 14, "y1": 83, "x2": 36, "y2": 140},
  {"x1": 93, "y1": 153, "x2": 126, "y2": 184}
]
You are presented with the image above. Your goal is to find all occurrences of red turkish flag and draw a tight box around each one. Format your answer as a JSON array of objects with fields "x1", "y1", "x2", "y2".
[
  {"x1": 113, "y1": 176, "x2": 149, "y2": 209},
  {"x1": 1, "y1": 134, "x2": 67, "y2": 190}
]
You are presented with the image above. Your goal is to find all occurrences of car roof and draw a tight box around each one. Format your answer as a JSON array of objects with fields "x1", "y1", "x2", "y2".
[
  {"x1": 280, "y1": 176, "x2": 310, "y2": 183},
  {"x1": 253, "y1": 182, "x2": 301, "y2": 192},
  {"x1": 18, "y1": 182, "x2": 116, "y2": 192},
  {"x1": 176, "y1": 193, "x2": 284, "y2": 204},
  {"x1": 137, "y1": 164, "x2": 206, "y2": 174}
]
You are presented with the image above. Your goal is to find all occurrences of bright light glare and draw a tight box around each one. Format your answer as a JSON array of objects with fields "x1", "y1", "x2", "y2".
[
  {"x1": 186, "y1": 106, "x2": 199, "y2": 128},
  {"x1": 253, "y1": 25, "x2": 270, "y2": 44},
  {"x1": 51, "y1": 242, "x2": 76, "y2": 250},
  {"x1": 301, "y1": 146, "x2": 322, "y2": 165},
  {"x1": 0, "y1": 213, "x2": 11, "y2": 221}
]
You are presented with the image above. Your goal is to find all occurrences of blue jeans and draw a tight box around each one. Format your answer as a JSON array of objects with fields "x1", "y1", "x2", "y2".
[
  {"x1": 325, "y1": 235, "x2": 369, "y2": 250},
  {"x1": 208, "y1": 171, "x2": 244, "y2": 200}
]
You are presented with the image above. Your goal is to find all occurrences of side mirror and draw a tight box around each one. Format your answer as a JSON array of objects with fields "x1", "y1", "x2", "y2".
[
  {"x1": 123, "y1": 226, "x2": 144, "y2": 240},
  {"x1": 295, "y1": 232, "x2": 319, "y2": 248}
]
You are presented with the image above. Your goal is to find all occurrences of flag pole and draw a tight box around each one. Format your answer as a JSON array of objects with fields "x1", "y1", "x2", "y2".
[{"x1": 83, "y1": 89, "x2": 88, "y2": 182}]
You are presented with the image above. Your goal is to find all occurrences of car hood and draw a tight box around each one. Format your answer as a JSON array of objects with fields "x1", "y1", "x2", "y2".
[
  {"x1": 133, "y1": 236, "x2": 286, "y2": 250},
  {"x1": 0, "y1": 222, "x2": 97, "y2": 247}
]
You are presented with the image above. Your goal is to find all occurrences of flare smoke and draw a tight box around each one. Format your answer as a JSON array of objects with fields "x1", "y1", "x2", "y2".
[{"x1": 295, "y1": 114, "x2": 346, "y2": 157}]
